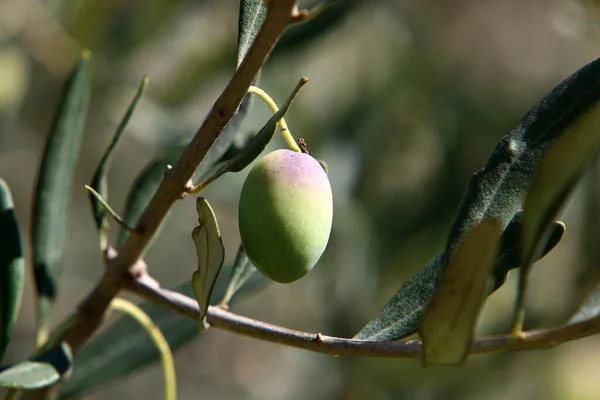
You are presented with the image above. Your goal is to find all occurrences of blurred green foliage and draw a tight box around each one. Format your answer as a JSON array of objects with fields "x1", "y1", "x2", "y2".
[{"x1": 2, "y1": 0, "x2": 600, "y2": 399}]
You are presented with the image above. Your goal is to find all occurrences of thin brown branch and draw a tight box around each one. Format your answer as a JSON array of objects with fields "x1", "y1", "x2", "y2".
[
  {"x1": 61, "y1": 0, "x2": 299, "y2": 356},
  {"x1": 123, "y1": 274, "x2": 600, "y2": 360}
]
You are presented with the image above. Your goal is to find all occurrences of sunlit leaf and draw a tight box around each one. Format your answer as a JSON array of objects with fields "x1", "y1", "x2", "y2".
[
  {"x1": 0, "y1": 179, "x2": 24, "y2": 361},
  {"x1": 31, "y1": 52, "x2": 92, "y2": 345},
  {"x1": 419, "y1": 219, "x2": 501, "y2": 366},
  {"x1": 355, "y1": 56, "x2": 600, "y2": 341},
  {"x1": 516, "y1": 100, "x2": 600, "y2": 333},
  {"x1": 191, "y1": 197, "x2": 225, "y2": 331},
  {"x1": 0, "y1": 342, "x2": 71, "y2": 390},
  {"x1": 89, "y1": 76, "x2": 148, "y2": 246},
  {"x1": 238, "y1": 0, "x2": 267, "y2": 67}
]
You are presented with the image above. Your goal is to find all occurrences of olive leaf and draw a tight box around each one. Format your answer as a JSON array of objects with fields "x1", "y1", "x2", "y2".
[
  {"x1": 193, "y1": 77, "x2": 308, "y2": 192},
  {"x1": 191, "y1": 197, "x2": 225, "y2": 331},
  {"x1": 355, "y1": 56, "x2": 600, "y2": 341},
  {"x1": 516, "y1": 99, "x2": 600, "y2": 333},
  {"x1": 88, "y1": 76, "x2": 148, "y2": 247},
  {"x1": 238, "y1": 0, "x2": 267, "y2": 67},
  {"x1": 0, "y1": 179, "x2": 24, "y2": 361},
  {"x1": 419, "y1": 219, "x2": 501, "y2": 366},
  {"x1": 31, "y1": 51, "x2": 92, "y2": 346},
  {"x1": 0, "y1": 342, "x2": 71, "y2": 390}
]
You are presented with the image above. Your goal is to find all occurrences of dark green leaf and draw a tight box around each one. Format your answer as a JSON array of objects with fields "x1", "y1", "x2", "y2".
[
  {"x1": 419, "y1": 219, "x2": 501, "y2": 366},
  {"x1": 59, "y1": 270, "x2": 268, "y2": 399},
  {"x1": 355, "y1": 56, "x2": 600, "y2": 341},
  {"x1": 31, "y1": 52, "x2": 92, "y2": 345},
  {"x1": 191, "y1": 198, "x2": 225, "y2": 330},
  {"x1": 0, "y1": 179, "x2": 24, "y2": 361},
  {"x1": 570, "y1": 284, "x2": 600, "y2": 324},
  {"x1": 194, "y1": 77, "x2": 308, "y2": 191},
  {"x1": 0, "y1": 342, "x2": 71, "y2": 390},
  {"x1": 238, "y1": 0, "x2": 267, "y2": 67},
  {"x1": 219, "y1": 245, "x2": 261, "y2": 306},
  {"x1": 89, "y1": 76, "x2": 148, "y2": 244}
]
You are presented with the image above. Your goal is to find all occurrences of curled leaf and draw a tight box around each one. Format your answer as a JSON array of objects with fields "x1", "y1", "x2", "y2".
[{"x1": 191, "y1": 198, "x2": 225, "y2": 331}]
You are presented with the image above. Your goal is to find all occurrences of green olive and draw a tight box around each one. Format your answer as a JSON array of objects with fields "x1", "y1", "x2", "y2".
[{"x1": 238, "y1": 149, "x2": 333, "y2": 283}]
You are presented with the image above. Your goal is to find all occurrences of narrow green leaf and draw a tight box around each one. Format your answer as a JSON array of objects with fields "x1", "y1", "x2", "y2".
[
  {"x1": 89, "y1": 76, "x2": 148, "y2": 246},
  {"x1": 59, "y1": 273, "x2": 268, "y2": 399},
  {"x1": 569, "y1": 284, "x2": 600, "y2": 324},
  {"x1": 419, "y1": 219, "x2": 501, "y2": 366},
  {"x1": 219, "y1": 245, "x2": 260, "y2": 306},
  {"x1": 191, "y1": 198, "x2": 225, "y2": 331},
  {"x1": 31, "y1": 52, "x2": 92, "y2": 346},
  {"x1": 238, "y1": 0, "x2": 267, "y2": 67},
  {"x1": 0, "y1": 179, "x2": 24, "y2": 361},
  {"x1": 0, "y1": 342, "x2": 71, "y2": 390},
  {"x1": 355, "y1": 56, "x2": 600, "y2": 341},
  {"x1": 194, "y1": 77, "x2": 308, "y2": 192}
]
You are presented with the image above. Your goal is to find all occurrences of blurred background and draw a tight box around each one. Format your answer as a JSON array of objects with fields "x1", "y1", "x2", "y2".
[{"x1": 1, "y1": 0, "x2": 600, "y2": 398}]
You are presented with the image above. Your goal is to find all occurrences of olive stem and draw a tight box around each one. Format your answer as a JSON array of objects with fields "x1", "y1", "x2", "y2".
[
  {"x1": 123, "y1": 272, "x2": 600, "y2": 361},
  {"x1": 248, "y1": 85, "x2": 301, "y2": 152}
]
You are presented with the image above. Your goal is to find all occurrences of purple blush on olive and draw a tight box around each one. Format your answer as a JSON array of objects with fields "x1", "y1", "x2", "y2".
[{"x1": 238, "y1": 149, "x2": 333, "y2": 283}]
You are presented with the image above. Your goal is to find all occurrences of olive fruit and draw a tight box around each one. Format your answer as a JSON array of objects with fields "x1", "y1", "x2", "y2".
[{"x1": 238, "y1": 149, "x2": 333, "y2": 283}]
